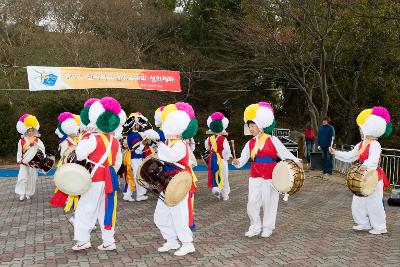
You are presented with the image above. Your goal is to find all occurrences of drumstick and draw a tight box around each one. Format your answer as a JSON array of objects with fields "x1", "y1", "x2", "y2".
[{"x1": 230, "y1": 140, "x2": 237, "y2": 159}]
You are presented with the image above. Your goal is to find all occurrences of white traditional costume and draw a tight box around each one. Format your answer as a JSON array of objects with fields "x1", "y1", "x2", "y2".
[
  {"x1": 333, "y1": 106, "x2": 391, "y2": 235},
  {"x1": 72, "y1": 97, "x2": 126, "y2": 251},
  {"x1": 233, "y1": 102, "x2": 300, "y2": 238},
  {"x1": 154, "y1": 102, "x2": 198, "y2": 256},
  {"x1": 15, "y1": 114, "x2": 44, "y2": 200}
]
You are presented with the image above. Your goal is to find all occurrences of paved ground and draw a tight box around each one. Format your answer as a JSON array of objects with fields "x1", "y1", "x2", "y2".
[{"x1": 0, "y1": 169, "x2": 399, "y2": 267}]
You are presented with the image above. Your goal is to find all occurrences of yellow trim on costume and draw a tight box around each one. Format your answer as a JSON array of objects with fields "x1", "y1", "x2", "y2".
[
  {"x1": 22, "y1": 136, "x2": 37, "y2": 153},
  {"x1": 209, "y1": 135, "x2": 224, "y2": 190},
  {"x1": 99, "y1": 133, "x2": 113, "y2": 165},
  {"x1": 123, "y1": 150, "x2": 135, "y2": 191},
  {"x1": 112, "y1": 191, "x2": 117, "y2": 227},
  {"x1": 250, "y1": 133, "x2": 269, "y2": 160},
  {"x1": 64, "y1": 195, "x2": 79, "y2": 212}
]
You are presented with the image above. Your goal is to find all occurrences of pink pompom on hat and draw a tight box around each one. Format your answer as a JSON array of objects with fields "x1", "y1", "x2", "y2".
[
  {"x1": 57, "y1": 112, "x2": 79, "y2": 136},
  {"x1": 84, "y1": 98, "x2": 100, "y2": 108},
  {"x1": 207, "y1": 112, "x2": 229, "y2": 133},
  {"x1": 88, "y1": 96, "x2": 127, "y2": 133},
  {"x1": 175, "y1": 102, "x2": 195, "y2": 120}
]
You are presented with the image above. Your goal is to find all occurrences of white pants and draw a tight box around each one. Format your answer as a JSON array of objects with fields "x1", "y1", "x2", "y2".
[
  {"x1": 131, "y1": 158, "x2": 147, "y2": 197},
  {"x1": 352, "y1": 180, "x2": 386, "y2": 230},
  {"x1": 247, "y1": 178, "x2": 279, "y2": 232},
  {"x1": 74, "y1": 182, "x2": 115, "y2": 244},
  {"x1": 15, "y1": 165, "x2": 37, "y2": 197},
  {"x1": 154, "y1": 194, "x2": 193, "y2": 244},
  {"x1": 212, "y1": 160, "x2": 230, "y2": 198},
  {"x1": 123, "y1": 182, "x2": 133, "y2": 197}
]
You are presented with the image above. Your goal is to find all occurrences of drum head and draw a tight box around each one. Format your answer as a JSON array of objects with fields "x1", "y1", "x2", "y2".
[
  {"x1": 62, "y1": 146, "x2": 77, "y2": 164},
  {"x1": 54, "y1": 163, "x2": 91, "y2": 195},
  {"x1": 164, "y1": 171, "x2": 192, "y2": 207},
  {"x1": 22, "y1": 146, "x2": 38, "y2": 164},
  {"x1": 272, "y1": 161, "x2": 294, "y2": 193},
  {"x1": 361, "y1": 169, "x2": 379, "y2": 196}
]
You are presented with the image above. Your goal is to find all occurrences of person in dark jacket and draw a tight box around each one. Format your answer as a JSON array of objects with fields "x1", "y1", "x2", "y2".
[{"x1": 317, "y1": 117, "x2": 335, "y2": 175}]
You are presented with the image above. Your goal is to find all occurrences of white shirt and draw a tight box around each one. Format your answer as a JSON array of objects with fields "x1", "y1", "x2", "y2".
[
  {"x1": 58, "y1": 137, "x2": 76, "y2": 157},
  {"x1": 233, "y1": 135, "x2": 300, "y2": 168},
  {"x1": 17, "y1": 136, "x2": 45, "y2": 162},
  {"x1": 158, "y1": 140, "x2": 187, "y2": 164},
  {"x1": 334, "y1": 140, "x2": 381, "y2": 169}
]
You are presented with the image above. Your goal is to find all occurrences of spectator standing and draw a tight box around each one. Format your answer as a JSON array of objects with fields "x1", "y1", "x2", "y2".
[
  {"x1": 317, "y1": 117, "x2": 335, "y2": 175},
  {"x1": 304, "y1": 121, "x2": 315, "y2": 163}
]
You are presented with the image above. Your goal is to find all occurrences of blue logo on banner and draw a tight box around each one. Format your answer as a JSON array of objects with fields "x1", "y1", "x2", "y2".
[{"x1": 42, "y1": 73, "x2": 57, "y2": 86}]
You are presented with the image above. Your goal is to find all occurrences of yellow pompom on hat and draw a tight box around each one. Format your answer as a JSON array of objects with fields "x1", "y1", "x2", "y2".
[
  {"x1": 356, "y1": 106, "x2": 391, "y2": 138},
  {"x1": 243, "y1": 102, "x2": 276, "y2": 134},
  {"x1": 16, "y1": 114, "x2": 40, "y2": 135}
]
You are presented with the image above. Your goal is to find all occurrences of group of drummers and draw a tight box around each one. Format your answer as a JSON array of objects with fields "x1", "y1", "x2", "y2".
[{"x1": 14, "y1": 97, "x2": 392, "y2": 255}]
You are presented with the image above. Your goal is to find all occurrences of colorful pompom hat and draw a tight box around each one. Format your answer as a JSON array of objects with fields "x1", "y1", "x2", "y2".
[
  {"x1": 88, "y1": 96, "x2": 127, "y2": 133},
  {"x1": 161, "y1": 102, "x2": 198, "y2": 139},
  {"x1": 16, "y1": 114, "x2": 40, "y2": 135},
  {"x1": 54, "y1": 127, "x2": 65, "y2": 139},
  {"x1": 356, "y1": 106, "x2": 392, "y2": 138},
  {"x1": 57, "y1": 112, "x2": 80, "y2": 136},
  {"x1": 80, "y1": 98, "x2": 99, "y2": 131},
  {"x1": 243, "y1": 102, "x2": 276, "y2": 134},
  {"x1": 207, "y1": 112, "x2": 229, "y2": 134},
  {"x1": 154, "y1": 106, "x2": 165, "y2": 127}
]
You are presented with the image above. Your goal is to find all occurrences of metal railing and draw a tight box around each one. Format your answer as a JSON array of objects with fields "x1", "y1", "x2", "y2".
[{"x1": 333, "y1": 146, "x2": 400, "y2": 186}]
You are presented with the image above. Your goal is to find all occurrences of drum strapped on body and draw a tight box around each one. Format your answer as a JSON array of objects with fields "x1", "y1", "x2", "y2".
[
  {"x1": 53, "y1": 146, "x2": 93, "y2": 195},
  {"x1": 137, "y1": 155, "x2": 192, "y2": 207},
  {"x1": 272, "y1": 159, "x2": 305, "y2": 200},
  {"x1": 22, "y1": 145, "x2": 55, "y2": 173},
  {"x1": 346, "y1": 163, "x2": 378, "y2": 197}
]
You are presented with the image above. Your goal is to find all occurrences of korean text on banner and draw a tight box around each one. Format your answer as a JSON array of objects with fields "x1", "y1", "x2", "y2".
[{"x1": 26, "y1": 66, "x2": 181, "y2": 92}]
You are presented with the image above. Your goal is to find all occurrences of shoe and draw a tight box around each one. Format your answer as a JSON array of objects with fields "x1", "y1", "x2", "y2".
[
  {"x1": 222, "y1": 195, "x2": 229, "y2": 201},
  {"x1": 136, "y1": 195, "x2": 148, "y2": 201},
  {"x1": 68, "y1": 216, "x2": 75, "y2": 226},
  {"x1": 19, "y1": 195, "x2": 24, "y2": 201},
  {"x1": 261, "y1": 230, "x2": 273, "y2": 238},
  {"x1": 245, "y1": 229, "x2": 261, "y2": 237},
  {"x1": 174, "y1": 243, "x2": 195, "y2": 256},
  {"x1": 157, "y1": 241, "x2": 180, "y2": 252},
  {"x1": 97, "y1": 243, "x2": 116, "y2": 251},
  {"x1": 123, "y1": 195, "x2": 135, "y2": 202},
  {"x1": 369, "y1": 228, "x2": 387, "y2": 235},
  {"x1": 72, "y1": 242, "x2": 91, "y2": 251},
  {"x1": 25, "y1": 196, "x2": 31, "y2": 200},
  {"x1": 352, "y1": 225, "x2": 371, "y2": 231}
]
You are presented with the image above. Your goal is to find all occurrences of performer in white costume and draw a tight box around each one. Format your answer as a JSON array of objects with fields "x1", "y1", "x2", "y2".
[
  {"x1": 15, "y1": 114, "x2": 45, "y2": 201},
  {"x1": 154, "y1": 102, "x2": 198, "y2": 256},
  {"x1": 330, "y1": 106, "x2": 392, "y2": 235},
  {"x1": 72, "y1": 97, "x2": 126, "y2": 251},
  {"x1": 232, "y1": 102, "x2": 301, "y2": 238}
]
